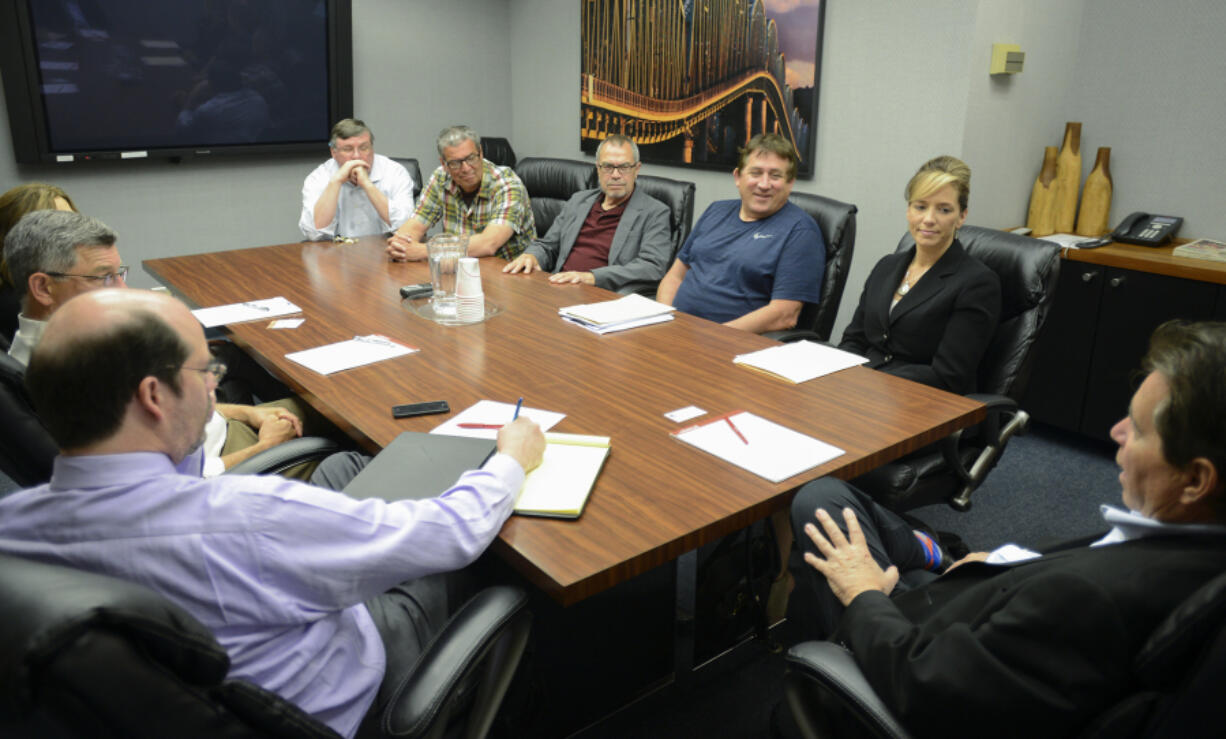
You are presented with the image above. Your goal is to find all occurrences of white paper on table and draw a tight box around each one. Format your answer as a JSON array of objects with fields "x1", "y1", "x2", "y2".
[
  {"x1": 192, "y1": 297, "x2": 301, "y2": 327},
  {"x1": 672, "y1": 410, "x2": 843, "y2": 483},
  {"x1": 285, "y1": 335, "x2": 417, "y2": 375},
  {"x1": 431, "y1": 400, "x2": 566, "y2": 440},
  {"x1": 558, "y1": 293, "x2": 675, "y2": 326},
  {"x1": 733, "y1": 340, "x2": 868, "y2": 384},
  {"x1": 268, "y1": 318, "x2": 304, "y2": 329},
  {"x1": 561, "y1": 313, "x2": 674, "y2": 334},
  {"x1": 665, "y1": 405, "x2": 706, "y2": 423}
]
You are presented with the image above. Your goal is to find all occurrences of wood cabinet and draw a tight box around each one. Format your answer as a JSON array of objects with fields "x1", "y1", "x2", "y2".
[{"x1": 1023, "y1": 241, "x2": 1226, "y2": 440}]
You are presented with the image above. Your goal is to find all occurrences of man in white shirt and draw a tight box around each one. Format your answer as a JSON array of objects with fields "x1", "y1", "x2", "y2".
[
  {"x1": 299, "y1": 118, "x2": 415, "y2": 241},
  {"x1": 3, "y1": 209, "x2": 330, "y2": 481}
]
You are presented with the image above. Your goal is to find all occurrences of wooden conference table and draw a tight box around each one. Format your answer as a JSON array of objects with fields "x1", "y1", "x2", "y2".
[{"x1": 145, "y1": 237, "x2": 984, "y2": 607}]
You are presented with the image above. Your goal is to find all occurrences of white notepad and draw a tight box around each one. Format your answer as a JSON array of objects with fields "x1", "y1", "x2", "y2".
[
  {"x1": 191, "y1": 296, "x2": 301, "y2": 327},
  {"x1": 672, "y1": 411, "x2": 843, "y2": 483},
  {"x1": 514, "y1": 433, "x2": 611, "y2": 519},
  {"x1": 285, "y1": 335, "x2": 417, "y2": 375},
  {"x1": 733, "y1": 341, "x2": 868, "y2": 384},
  {"x1": 431, "y1": 400, "x2": 565, "y2": 440}
]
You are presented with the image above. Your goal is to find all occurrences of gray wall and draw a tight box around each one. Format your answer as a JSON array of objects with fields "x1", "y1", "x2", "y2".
[
  {"x1": 2, "y1": 0, "x2": 1225, "y2": 340},
  {"x1": 0, "y1": 0, "x2": 514, "y2": 289}
]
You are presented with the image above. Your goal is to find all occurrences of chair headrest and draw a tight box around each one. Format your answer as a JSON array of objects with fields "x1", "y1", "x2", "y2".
[
  {"x1": 896, "y1": 225, "x2": 1060, "y2": 320},
  {"x1": 513, "y1": 157, "x2": 595, "y2": 200},
  {"x1": 1135, "y1": 567, "x2": 1226, "y2": 684}
]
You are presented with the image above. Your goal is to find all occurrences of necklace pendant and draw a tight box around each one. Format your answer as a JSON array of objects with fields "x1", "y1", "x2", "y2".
[{"x1": 898, "y1": 281, "x2": 910, "y2": 296}]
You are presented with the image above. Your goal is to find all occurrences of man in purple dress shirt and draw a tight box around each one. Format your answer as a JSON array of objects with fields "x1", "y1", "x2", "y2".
[{"x1": 0, "y1": 288, "x2": 545, "y2": 738}]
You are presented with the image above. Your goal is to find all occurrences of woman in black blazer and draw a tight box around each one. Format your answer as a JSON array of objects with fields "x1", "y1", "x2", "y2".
[{"x1": 839, "y1": 156, "x2": 1001, "y2": 394}]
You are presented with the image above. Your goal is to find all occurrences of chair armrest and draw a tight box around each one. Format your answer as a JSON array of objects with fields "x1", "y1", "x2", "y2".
[
  {"x1": 785, "y1": 641, "x2": 912, "y2": 739},
  {"x1": 382, "y1": 585, "x2": 532, "y2": 738},
  {"x1": 763, "y1": 329, "x2": 827, "y2": 344},
  {"x1": 224, "y1": 437, "x2": 340, "y2": 476},
  {"x1": 617, "y1": 283, "x2": 658, "y2": 298},
  {"x1": 940, "y1": 394, "x2": 1029, "y2": 510}
]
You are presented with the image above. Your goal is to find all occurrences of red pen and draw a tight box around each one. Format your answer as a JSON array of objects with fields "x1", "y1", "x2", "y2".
[
  {"x1": 724, "y1": 415, "x2": 749, "y2": 444},
  {"x1": 457, "y1": 423, "x2": 503, "y2": 429}
]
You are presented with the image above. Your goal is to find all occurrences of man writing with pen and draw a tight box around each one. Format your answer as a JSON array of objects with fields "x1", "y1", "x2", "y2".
[{"x1": 0, "y1": 287, "x2": 548, "y2": 738}]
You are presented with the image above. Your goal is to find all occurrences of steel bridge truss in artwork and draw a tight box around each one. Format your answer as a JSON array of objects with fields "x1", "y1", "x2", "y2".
[{"x1": 580, "y1": 0, "x2": 812, "y2": 165}]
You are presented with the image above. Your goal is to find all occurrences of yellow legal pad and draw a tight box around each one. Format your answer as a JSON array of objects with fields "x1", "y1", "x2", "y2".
[{"x1": 513, "y1": 433, "x2": 611, "y2": 519}]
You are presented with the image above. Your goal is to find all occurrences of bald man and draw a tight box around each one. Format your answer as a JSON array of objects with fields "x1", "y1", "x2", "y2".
[{"x1": 0, "y1": 289, "x2": 544, "y2": 739}]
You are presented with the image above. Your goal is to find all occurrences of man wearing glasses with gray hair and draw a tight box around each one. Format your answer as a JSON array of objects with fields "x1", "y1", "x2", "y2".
[
  {"x1": 3, "y1": 209, "x2": 336, "y2": 483},
  {"x1": 4, "y1": 209, "x2": 128, "y2": 366},
  {"x1": 502, "y1": 134, "x2": 671, "y2": 293},
  {"x1": 386, "y1": 125, "x2": 535, "y2": 261}
]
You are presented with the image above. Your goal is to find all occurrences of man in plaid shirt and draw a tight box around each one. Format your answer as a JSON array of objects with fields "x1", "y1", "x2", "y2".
[{"x1": 386, "y1": 125, "x2": 535, "y2": 261}]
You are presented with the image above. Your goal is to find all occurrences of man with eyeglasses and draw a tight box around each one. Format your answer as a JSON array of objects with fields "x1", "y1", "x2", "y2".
[
  {"x1": 501, "y1": 134, "x2": 671, "y2": 293},
  {"x1": 0, "y1": 288, "x2": 545, "y2": 739},
  {"x1": 2, "y1": 210, "x2": 335, "y2": 483},
  {"x1": 4, "y1": 209, "x2": 128, "y2": 366},
  {"x1": 657, "y1": 133, "x2": 825, "y2": 334},
  {"x1": 386, "y1": 125, "x2": 535, "y2": 261},
  {"x1": 300, "y1": 118, "x2": 415, "y2": 242}
]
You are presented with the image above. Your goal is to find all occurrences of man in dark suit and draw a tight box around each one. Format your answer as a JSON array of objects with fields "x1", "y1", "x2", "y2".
[
  {"x1": 789, "y1": 320, "x2": 1226, "y2": 737},
  {"x1": 502, "y1": 134, "x2": 672, "y2": 294}
]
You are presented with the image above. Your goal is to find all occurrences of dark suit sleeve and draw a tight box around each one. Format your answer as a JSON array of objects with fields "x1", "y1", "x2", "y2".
[
  {"x1": 839, "y1": 574, "x2": 1132, "y2": 739},
  {"x1": 590, "y1": 199, "x2": 672, "y2": 292},
  {"x1": 886, "y1": 266, "x2": 1001, "y2": 394},
  {"x1": 838, "y1": 256, "x2": 895, "y2": 357}
]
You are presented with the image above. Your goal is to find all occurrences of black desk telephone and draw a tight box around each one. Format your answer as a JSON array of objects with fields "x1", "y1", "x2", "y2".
[{"x1": 1112, "y1": 212, "x2": 1183, "y2": 247}]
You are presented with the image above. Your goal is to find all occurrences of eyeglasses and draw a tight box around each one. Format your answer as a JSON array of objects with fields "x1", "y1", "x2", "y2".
[
  {"x1": 334, "y1": 143, "x2": 372, "y2": 156},
  {"x1": 445, "y1": 153, "x2": 482, "y2": 171},
  {"x1": 597, "y1": 162, "x2": 638, "y2": 174},
  {"x1": 179, "y1": 358, "x2": 227, "y2": 383},
  {"x1": 44, "y1": 265, "x2": 129, "y2": 286}
]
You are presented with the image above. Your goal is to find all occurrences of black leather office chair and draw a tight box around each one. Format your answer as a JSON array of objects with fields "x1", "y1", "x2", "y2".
[
  {"x1": 768, "y1": 193, "x2": 858, "y2": 343},
  {"x1": 853, "y1": 225, "x2": 1062, "y2": 511},
  {"x1": 618, "y1": 173, "x2": 696, "y2": 296},
  {"x1": 0, "y1": 351, "x2": 56, "y2": 487},
  {"x1": 480, "y1": 137, "x2": 517, "y2": 168},
  {"x1": 513, "y1": 157, "x2": 597, "y2": 236},
  {"x1": 633, "y1": 173, "x2": 696, "y2": 264},
  {"x1": 390, "y1": 156, "x2": 424, "y2": 204},
  {"x1": 783, "y1": 568, "x2": 1226, "y2": 739},
  {"x1": 0, "y1": 553, "x2": 533, "y2": 739},
  {"x1": 0, "y1": 351, "x2": 339, "y2": 486}
]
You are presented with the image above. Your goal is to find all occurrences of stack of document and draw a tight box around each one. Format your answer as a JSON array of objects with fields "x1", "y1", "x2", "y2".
[
  {"x1": 559, "y1": 293, "x2": 676, "y2": 334},
  {"x1": 733, "y1": 340, "x2": 868, "y2": 384}
]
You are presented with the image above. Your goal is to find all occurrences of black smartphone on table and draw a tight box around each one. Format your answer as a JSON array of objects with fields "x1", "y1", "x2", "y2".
[{"x1": 392, "y1": 400, "x2": 450, "y2": 418}]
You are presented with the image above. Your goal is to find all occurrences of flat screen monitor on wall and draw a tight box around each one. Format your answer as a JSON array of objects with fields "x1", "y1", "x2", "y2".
[{"x1": 0, "y1": 0, "x2": 353, "y2": 164}]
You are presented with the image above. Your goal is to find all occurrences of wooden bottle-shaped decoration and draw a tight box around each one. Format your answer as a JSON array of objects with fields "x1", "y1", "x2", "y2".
[
  {"x1": 1026, "y1": 146, "x2": 1059, "y2": 237},
  {"x1": 1075, "y1": 147, "x2": 1113, "y2": 236},
  {"x1": 1054, "y1": 122, "x2": 1082, "y2": 233}
]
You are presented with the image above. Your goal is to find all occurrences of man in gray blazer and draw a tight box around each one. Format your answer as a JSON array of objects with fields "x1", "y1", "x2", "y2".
[{"x1": 502, "y1": 134, "x2": 671, "y2": 294}]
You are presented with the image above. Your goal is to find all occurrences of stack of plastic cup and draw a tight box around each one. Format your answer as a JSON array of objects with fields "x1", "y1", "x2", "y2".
[{"x1": 455, "y1": 257, "x2": 484, "y2": 323}]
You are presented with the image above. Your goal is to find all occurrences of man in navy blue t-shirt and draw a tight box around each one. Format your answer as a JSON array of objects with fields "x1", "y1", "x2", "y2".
[{"x1": 657, "y1": 133, "x2": 825, "y2": 333}]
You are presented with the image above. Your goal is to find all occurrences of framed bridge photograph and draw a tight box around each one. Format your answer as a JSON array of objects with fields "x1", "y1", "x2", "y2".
[{"x1": 580, "y1": 0, "x2": 826, "y2": 179}]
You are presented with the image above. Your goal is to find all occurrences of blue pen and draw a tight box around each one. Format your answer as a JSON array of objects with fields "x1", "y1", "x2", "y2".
[{"x1": 512, "y1": 397, "x2": 524, "y2": 420}]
